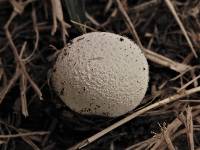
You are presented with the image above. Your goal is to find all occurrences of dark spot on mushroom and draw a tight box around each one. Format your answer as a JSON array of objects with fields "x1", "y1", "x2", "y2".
[
  {"x1": 80, "y1": 108, "x2": 85, "y2": 112},
  {"x1": 88, "y1": 57, "x2": 104, "y2": 61},
  {"x1": 68, "y1": 45, "x2": 72, "y2": 49},
  {"x1": 87, "y1": 39, "x2": 90, "y2": 42},
  {"x1": 136, "y1": 59, "x2": 138, "y2": 62},
  {"x1": 61, "y1": 55, "x2": 65, "y2": 60},
  {"x1": 102, "y1": 112, "x2": 109, "y2": 116},
  {"x1": 82, "y1": 108, "x2": 91, "y2": 112},
  {"x1": 61, "y1": 81, "x2": 65, "y2": 85},
  {"x1": 83, "y1": 87, "x2": 86, "y2": 91},
  {"x1": 77, "y1": 37, "x2": 84, "y2": 42},
  {"x1": 96, "y1": 105, "x2": 100, "y2": 108},
  {"x1": 73, "y1": 62, "x2": 76, "y2": 66},
  {"x1": 60, "y1": 88, "x2": 64, "y2": 95},
  {"x1": 53, "y1": 67, "x2": 56, "y2": 72},
  {"x1": 120, "y1": 38, "x2": 124, "y2": 41},
  {"x1": 139, "y1": 88, "x2": 143, "y2": 91},
  {"x1": 143, "y1": 67, "x2": 146, "y2": 70},
  {"x1": 63, "y1": 51, "x2": 69, "y2": 56}
]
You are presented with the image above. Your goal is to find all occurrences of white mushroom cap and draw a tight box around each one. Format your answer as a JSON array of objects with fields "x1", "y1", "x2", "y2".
[{"x1": 51, "y1": 32, "x2": 149, "y2": 117}]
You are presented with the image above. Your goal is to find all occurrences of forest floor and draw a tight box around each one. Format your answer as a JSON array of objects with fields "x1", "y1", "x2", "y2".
[{"x1": 0, "y1": 0, "x2": 200, "y2": 149}]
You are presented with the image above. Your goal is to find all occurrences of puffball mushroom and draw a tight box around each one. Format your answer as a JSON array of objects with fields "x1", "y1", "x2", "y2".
[{"x1": 51, "y1": 32, "x2": 149, "y2": 117}]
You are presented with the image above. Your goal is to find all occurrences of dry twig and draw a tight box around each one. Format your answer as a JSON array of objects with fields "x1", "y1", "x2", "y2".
[
  {"x1": 144, "y1": 48, "x2": 190, "y2": 73},
  {"x1": 50, "y1": 0, "x2": 71, "y2": 43},
  {"x1": 0, "y1": 120, "x2": 43, "y2": 150},
  {"x1": 6, "y1": 28, "x2": 42, "y2": 99},
  {"x1": 160, "y1": 123, "x2": 175, "y2": 150},
  {"x1": 1, "y1": 0, "x2": 43, "y2": 116},
  {"x1": 0, "y1": 67, "x2": 20, "y2": 104},
  {"x1": 178, "y1": 74, "x2": 200, "y2": 92},
  {"x1": 164, "y1": 0, "x2": 198, "y2": 58},
  {"x1": 129, "y1": 0, "x2": 160, "y2": 13},
  {"x1": 20, "y1": 74, "x2": 28, "y2": 117},
  {"x1": 71, "y1": 20, "x2": 98, "y2": 32},
  {"x1": 115, "y1": 0, "x2": 142, "y2": 48},
  {"x1": 126, "y1": 104, "x2": 200, "y2": 150},
  {"x1": 115, "y1": 0, "x2": 190, "y2": 73},
  {"x1": 69, "y1": 86, "x2": 200, "y2": 149},
  {"x1": 179, "y1": 106, "x2": 194, "y2": 150},
  {"x1": 0, "y1": 131, "x2": 48, "y2": 139}
]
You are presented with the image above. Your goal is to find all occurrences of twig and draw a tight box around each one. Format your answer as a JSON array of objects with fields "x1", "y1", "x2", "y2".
[
  {"x1": 69, "y1": 86, "x2": 200, "y2": 149},
  {"x1": 161, "y1": 123, "x2": 175, "y2": 150},
  {"x1": 164, "y1": 0, "x2": 198, "y2": 58},
  {"x1": 180, "y1": 100, "x2": 200, "y2": 103},
  {"x1": 19, "y1": 42, "x2": 29, "y2": 117},
  {"x1": 126, "y1": 117, "x2": 182, "y2": 150},
  {"x1": 165, "y1": 0, "x2": 199, "y2": 87},
  {"x1": 129, "y1": 0, "x2": 160, "y2": 13},
  {"x1": 71, "y1": 20, "x2": 98, "y2": 32},
  {"x1": 0, "y1": 131, "x2": 48, "y2": 139},
  {"x1": 0, "y1": 59, "x2": 4, "y2": 81},
  {"x1": 115, "y1": 0, "x2": 143, "y2": 48},
  {"x1": 0, "y1": 140, "x2": 5, "y2": 144},
  {"x1": 126, "y1": 105, "x2": 200, "y2": 150},
  {"x1": 50, "y1": 0, "x2": 71, "y2": 43},
  {"x1": 20, "y1": 74, "x2": 28, "y2": 117},
  {"x1": 190, "y1": 70, "x2": 198, "y2": 87},
  {"x1": 144, "y1": 48, "x2": 190, "y2": 73},
  {"x1": 21, "y1": 6, "x2": 39, "y2": 62},
  {"x1": 178, "y1": 74, "x2": 200, "y2": 92},
  {"x1": 0, "y1": 120, "x2": 41, "y2": 150},
  {"x1": 115, "y1": 0, "x2": 190, "y2": 73},
  {"x1": 4, "y1": 12, "x2": 43, "y2": 100},
  {"x1": 51, "y1": 0, "x2": 58, "y2": 35},
  {"x1": 85, "y1": 12, "x2": 100, "y2": 26},
  {"x1": 22, "y1": 137, "x2": 40, "y2": 150},
  {"x1": 104, "y1": 0, "x2": 113, "y2": 13},
  {"x1": 170, "y1": 66, "x2": 200, "y2": 81},
  {"x1": 5, "y1": 29, "x2": 43, "y2": 99},
  {"x1": 186, "y1": 106, "x2": 194, "y2": 150},
  {"x1": 182, "y1": 52, "x2": 194, "y2": 64},
  {"x1": 0, "y1": 67, "x2": 20, "y2": 104},
  {"x1": 9, "y1": 0, "x2": 35, "y2": 14}
]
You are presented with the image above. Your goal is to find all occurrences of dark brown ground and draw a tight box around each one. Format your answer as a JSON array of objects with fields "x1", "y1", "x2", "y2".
[{"x1": 0, "y1": 0, "x2": 200, "y2": 150}]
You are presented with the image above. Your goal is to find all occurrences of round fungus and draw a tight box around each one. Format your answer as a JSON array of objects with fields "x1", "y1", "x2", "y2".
[{"x1": 51, "y1": 32, "x2": 149, "y2": 117}]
